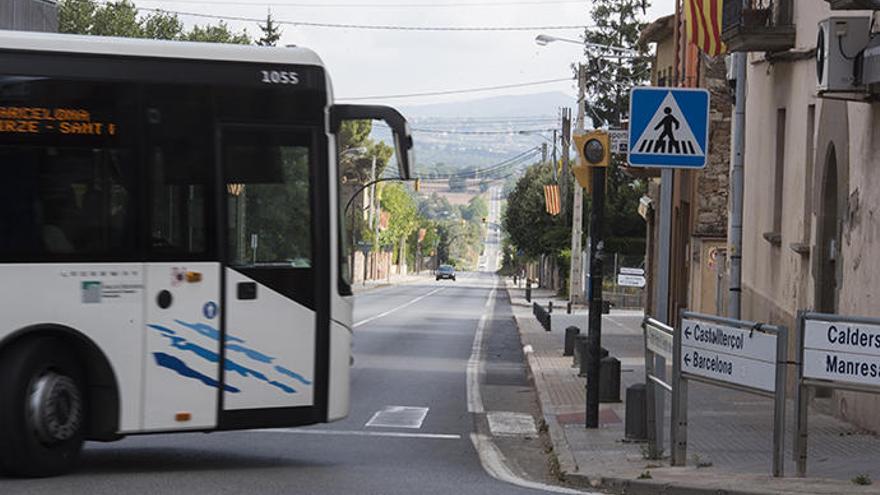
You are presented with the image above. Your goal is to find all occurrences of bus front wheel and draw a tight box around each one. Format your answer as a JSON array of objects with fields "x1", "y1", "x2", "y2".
[{"x1": 0, "y1": 338, "x2": 86, "y2": 477}]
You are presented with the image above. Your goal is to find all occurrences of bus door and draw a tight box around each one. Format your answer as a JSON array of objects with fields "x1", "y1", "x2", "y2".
[
  {"x1": 142, "y1": 91, "x2": 222, "y2": 431},
  {"x1": 219, "y1": 125, "x2": 320, "y2": 422}
]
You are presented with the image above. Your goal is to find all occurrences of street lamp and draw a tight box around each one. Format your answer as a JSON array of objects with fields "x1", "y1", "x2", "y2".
[{"x1": 534, "y1": 34, "x2": 641, "y2": 58}]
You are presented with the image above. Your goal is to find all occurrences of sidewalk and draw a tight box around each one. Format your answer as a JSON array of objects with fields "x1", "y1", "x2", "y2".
[
  {"x1": 506, "y1": 280, "x2": 880, "y2": 494},
  {"x1": 351, "y1": 272, "x2": 434, "y2": 294}
]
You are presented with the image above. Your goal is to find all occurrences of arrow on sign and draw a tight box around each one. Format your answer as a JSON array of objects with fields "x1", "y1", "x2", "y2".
[
  {"x1": 684, "y1": 326, "x2": 692, "y2": 339},
  {"x1": 684, "y1": 353, "x2": 691, "y2": 366}
]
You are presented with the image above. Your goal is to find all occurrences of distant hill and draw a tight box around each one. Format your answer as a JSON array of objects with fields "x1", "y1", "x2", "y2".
[
  {"x1": 400, "y1": 91, "x2": 576, "y2": 119},
  {"x1": 373, "y1": 91, "x2": 580, "y2": 174}
]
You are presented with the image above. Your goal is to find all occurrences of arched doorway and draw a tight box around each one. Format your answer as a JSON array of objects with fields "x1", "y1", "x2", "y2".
[{"x1": 816, "y1": 146, "x2": 839, "y2": 314}]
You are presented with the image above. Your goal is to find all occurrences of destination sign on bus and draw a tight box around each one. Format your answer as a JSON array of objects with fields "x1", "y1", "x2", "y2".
[{"x1": 0, "y1": 106, "x2": 117, "y2": 136}]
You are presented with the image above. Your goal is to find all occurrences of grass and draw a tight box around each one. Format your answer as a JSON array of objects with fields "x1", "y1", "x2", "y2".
[
  {"x1": 852, "y1": 474, "x2": 872, "y2": 486},
  {"x1": 637, "y1": 471, "x2": 652, "y2": 480},
  {"x1": 692, "y1": 454, "x2": 714, "y2": 469},
  {"x1": 639, "y1": 444, "x2": 664, "y2": 460}
]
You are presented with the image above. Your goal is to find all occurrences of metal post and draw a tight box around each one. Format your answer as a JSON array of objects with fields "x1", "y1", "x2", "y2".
[
  {"x1": 585, "y1": 165, "x2": 606, "y2": 428},
  {"x1": 643, "y1": 323, "x2": 658, "y2": 455},
  {"x1": 728, "y1": 50, "x2": 747, "y2": 319},
  {"x1": 671, "y1": 311, "x2": 687, "y2": 465},
  {"x1": 654, "y1": 168, "x2": 674, "y2": 451},
  {"x1": 795, "y1": 312, "x2": 809, "y2": 477},
  {"x1": 772, "y1": 325, "x2": 788, "y2": 478},
  {"x1": 569, "y1": 65, "x2": 586, "y2": 306}
]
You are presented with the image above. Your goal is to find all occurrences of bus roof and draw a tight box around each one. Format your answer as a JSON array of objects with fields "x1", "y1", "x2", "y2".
[{"x1": 0, "y1": 29, "x2": 326, "y2": 67}]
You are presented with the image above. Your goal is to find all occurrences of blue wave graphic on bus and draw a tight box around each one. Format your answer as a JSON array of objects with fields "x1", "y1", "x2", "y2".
[
  {"x1": 148, "y1": 320, "x2": 312, "y2": 393},
  {"x1": 153, "y1": 353, "x2": 240, "y2": 393}
]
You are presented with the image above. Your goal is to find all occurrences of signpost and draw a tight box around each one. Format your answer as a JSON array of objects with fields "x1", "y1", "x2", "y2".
[
  {"x1": 795, "y1": 312, "x2": 880, "y2": 477},
  {"x1": 629, "y1": 86, "x2": 710, "y2": 457},
  {"x1": 672, "y1": 312, "x2": 788, "y2": 477},
  {"x1": 617, "y1": 274, "x2": 646, "y2": 288},
  {"x1": 609, "y1": 129, "x2": 629, "y2": 155}
]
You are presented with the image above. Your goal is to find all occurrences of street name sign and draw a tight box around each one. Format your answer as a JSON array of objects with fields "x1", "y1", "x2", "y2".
[
  {"x1": 628, "y1": 87, "x2": 710, "y2": 169},
  {"x1": 680, "y1": 317, "x2": 778, "y2": 393},
  {"x1": 646, "y1": 321, "x2": 673, "y2": 360},
  {"x1": 617, "y1": 274, "x2": 646, "y2": 288},
  {"x1": 619, "y1": 267, "x2": 645, "y2": 276},
  {"x1": 803, "y1": 318, "x2": 880, "y2": 387}
]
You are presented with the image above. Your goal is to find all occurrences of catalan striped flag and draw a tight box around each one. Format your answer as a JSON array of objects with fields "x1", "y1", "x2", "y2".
[
  {"x1": 684, "y1": 0, "x2": 726, "y2": 57},
  {"x1": 544, "y1": 184, "x2": 561, "y2": 216}
]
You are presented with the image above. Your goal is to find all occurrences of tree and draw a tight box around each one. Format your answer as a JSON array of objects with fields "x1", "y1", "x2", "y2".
[
  {"x1": 58, "y1": 0, "x2": 251, "y2": 44},
  {"x1": 257, "y1": 11, "x2": 283, "y2": 47},
  {"x1": 503, "y1": 164, "x2": 571, "y2": 259},
  {"x1": 379, "y1": 183, "x2": 419, "y2": 265},
  {"x1": 581, "y1": 0, "x2": 650, "y2": 255}
]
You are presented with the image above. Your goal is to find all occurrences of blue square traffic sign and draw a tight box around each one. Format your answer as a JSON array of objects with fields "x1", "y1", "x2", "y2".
[{"x1": 628, "y1": 87, "x2": 710, "y2": 168}]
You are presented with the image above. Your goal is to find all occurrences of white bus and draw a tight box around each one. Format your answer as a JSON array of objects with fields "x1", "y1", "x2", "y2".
[{"x1": 0, "y1": 30, "x2": 412, "y2": 477}]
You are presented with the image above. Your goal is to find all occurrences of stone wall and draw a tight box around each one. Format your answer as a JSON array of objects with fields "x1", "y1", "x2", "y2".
[{"x1": 694, "y1": 56, "x2": 731, "y2": 238}]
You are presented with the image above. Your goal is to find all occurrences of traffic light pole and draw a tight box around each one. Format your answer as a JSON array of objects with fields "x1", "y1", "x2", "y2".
[{"x1": 585, "y1": 165, "x2": 606, "y2": 428}]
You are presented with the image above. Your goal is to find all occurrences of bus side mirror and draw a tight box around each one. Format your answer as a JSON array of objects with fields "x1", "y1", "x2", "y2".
[{"x1": 330, "y1": 104, "x2": 413, "y2": 179}]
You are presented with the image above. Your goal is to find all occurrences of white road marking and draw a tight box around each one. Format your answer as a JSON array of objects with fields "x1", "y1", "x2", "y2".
[
  {"x1": 354, "y1": 287, "x2": 444, "y2": 328},
  {"x1": 252, "y1": 428, "x2": 460, "y2": 440},
  {"x1": 467, "y1": 272, "x2": 597, "y2": 494},
  {"x1": 487, "y1": 412, "x2": 538, "y2": 437},
  {"x1": 471, "y1": 433, "x2": 591, "y2": 494},
  {"x1": 466, "y1": 280, "x2": 497, "y2": 414},
  {"x1": 365, "y1": 406, "x2": 429, "y2": 429}
]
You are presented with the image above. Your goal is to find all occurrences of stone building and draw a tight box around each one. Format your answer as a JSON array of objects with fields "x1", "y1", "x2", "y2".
[
  {"x1": 0, "y1": 0, "x2": 58, "y2": 32},
  {"x1": 638, "y1": 11, "x2": 732, "y2": 323}
]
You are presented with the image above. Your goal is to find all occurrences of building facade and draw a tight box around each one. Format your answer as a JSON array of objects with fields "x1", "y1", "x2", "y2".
[
  {"x1": 0, "y1": 0, "x2": 58, "y2": 32},
  {"x1": 733, "y1": 1, "x2": 880, "y2": 431}
]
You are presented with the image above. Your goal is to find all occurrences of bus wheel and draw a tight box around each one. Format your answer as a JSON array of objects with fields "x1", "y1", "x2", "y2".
[{"x1": 0, "y1": 338, "x2": 86, "y2": 477}]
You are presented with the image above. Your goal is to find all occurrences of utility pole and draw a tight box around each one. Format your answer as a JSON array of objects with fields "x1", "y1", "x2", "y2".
[
  {"x1": 561, "y1": 108, "x2": 572, "y2": 216},
  {"x1": 552, "y1": 129, "x2": 558, "y2": 182},
  {"x1": 541, "y1": 142, "x2": 548, "y2": 168},
  {"x1": 569, "y1": 65, "x2": 586, "y2": 305}
]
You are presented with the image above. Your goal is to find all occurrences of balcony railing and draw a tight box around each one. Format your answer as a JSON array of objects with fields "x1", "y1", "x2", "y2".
[
  {"x1": 722, "y1": 0, "x2": 795, "y2": 52},
  {"x1": 825, "y1": 0, "x2": 880, "y2": 9}
]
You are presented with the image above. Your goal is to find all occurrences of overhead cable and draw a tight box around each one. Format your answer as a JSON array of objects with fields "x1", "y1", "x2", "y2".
[{"x1": 130, "y1": 7, "x2": 591, "y2": 31}]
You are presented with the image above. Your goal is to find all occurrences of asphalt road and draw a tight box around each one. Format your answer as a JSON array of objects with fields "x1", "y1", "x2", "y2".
[{"x1": 0, "y1": 187, "x2": 587, "y2": 494}]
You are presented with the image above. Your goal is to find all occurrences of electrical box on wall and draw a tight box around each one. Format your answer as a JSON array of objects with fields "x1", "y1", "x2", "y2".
[{"x1": 816, "y1": 16, "x2": 873, "y2": 96}]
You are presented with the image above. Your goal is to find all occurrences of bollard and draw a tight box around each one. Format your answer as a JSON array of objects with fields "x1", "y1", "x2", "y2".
[
  {"x1": 602, "y1": 300, "x2": 612, "y2": 314},
  {"x1": 525, "y1": 281, "x2": 532, "y2": 302},
  {"x1": 567, "y1": 302, "x2": 572, "y2": 314},
  {"x1": 514, "y1": 275, "x2": 518, "y2": 285},
  {"x1": 548, "y1": 301, "x2": 553, "y2": 313},
  {"x1": 563, "y1": 326, "x2": 580, "y2": 357},
  {"x1": 625, "y1": 384, "x2": 648, "y2": 440},
  {"x1": 599, "y1": 356, "x2": 621, "y2": 403},
  {"x1": 573, "y1": 334, "x2": 587, "y2": 374}
]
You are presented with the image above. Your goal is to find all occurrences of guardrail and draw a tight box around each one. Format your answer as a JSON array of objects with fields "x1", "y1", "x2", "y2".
[
  {"x1": 642, "y1": 317, "x2": 673, "y2": 459},
  {"x1": 794, "y1": 311, "x2": 880, "y2": 477}
]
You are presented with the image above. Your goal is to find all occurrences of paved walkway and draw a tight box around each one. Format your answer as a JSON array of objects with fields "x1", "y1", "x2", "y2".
[
  {"x1": 507, "y1": 281, "x2": 880, "y2": 494},
  {"x1": 351, "y1": 272, "x2": 435, "y2": 294}
]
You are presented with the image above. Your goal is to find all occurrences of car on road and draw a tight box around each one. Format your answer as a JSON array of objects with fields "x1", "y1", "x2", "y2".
[{"x1": 436, "y1": 264, "x2": 456, "y2": 281}]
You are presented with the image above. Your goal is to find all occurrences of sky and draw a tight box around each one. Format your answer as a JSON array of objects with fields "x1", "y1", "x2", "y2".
[{"x1": 132, "y1": 0, "x2": 677, "y2": 108}]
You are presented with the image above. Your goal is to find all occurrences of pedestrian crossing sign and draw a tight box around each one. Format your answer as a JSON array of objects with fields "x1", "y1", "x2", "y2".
[{"x1": 628, "y1": 87, "x2": 710, "y2": 168}]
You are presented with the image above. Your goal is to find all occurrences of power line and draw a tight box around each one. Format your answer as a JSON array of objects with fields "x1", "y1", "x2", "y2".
[
  {"x1": 137, "y1": 0, "x2": 587, "y2": 8},
  {"x1": 410, "y1": 127, "x2": 554, "y2": 135},
  {"x1": 340, "y1": 77, "x2": 572, "y2": 101},
  {"x1": 416, "y1": 147, "x2": 540, "y2": 179},
  {"x1": 131, "y1": 6, "x2": 591, "y2": 31}
]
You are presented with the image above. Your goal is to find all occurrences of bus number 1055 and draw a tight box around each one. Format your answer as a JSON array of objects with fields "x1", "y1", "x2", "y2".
[{"x1": 261, "y1": 70, "x2": 300, "y2": 85}]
